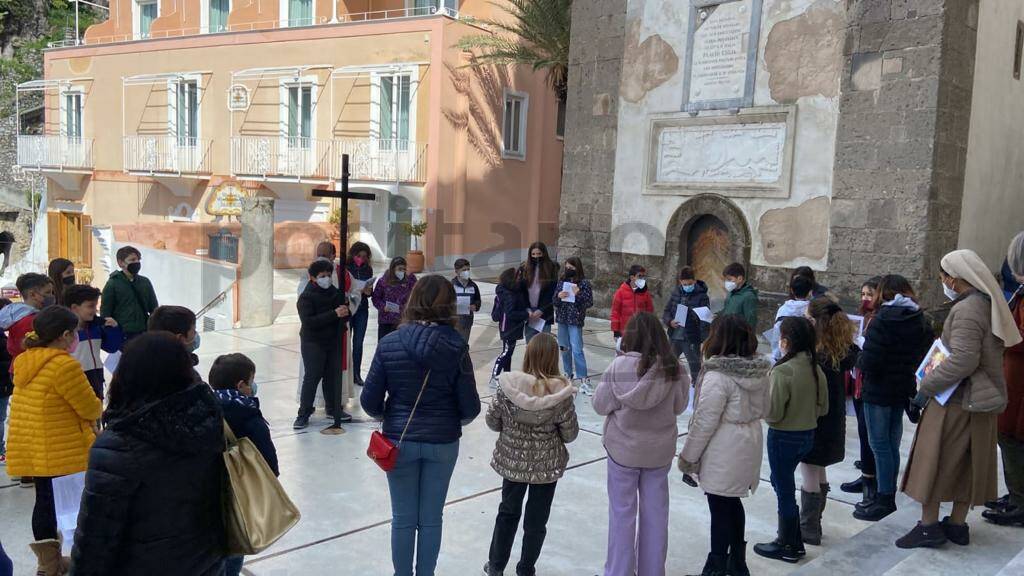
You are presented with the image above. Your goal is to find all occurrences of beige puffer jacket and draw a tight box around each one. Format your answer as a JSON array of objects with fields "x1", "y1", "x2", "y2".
[
  {"x1": 678, "y1": 355, "x2": 772, "y2": 498},
  {"x1": 920, "y1": 290, "x2": 1009, "y2": 413},
  {"x1": 486, "y1": 371, "x2": 579, "y2": 484}
]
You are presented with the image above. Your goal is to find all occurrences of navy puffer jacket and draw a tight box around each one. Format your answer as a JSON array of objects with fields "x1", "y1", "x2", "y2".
[{"x1": 361, "y1": 323, "x2": 481, "y2": 444}]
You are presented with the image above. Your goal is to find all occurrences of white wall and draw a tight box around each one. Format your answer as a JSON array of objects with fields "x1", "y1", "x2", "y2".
[{"x1": 959, "y1": 0, "x2": 1024, "y2": 269}]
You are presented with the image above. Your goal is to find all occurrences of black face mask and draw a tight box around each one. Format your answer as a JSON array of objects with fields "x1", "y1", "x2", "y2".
[
  {"x1": 126, "y1": 262, "x2": 142, "y2": 275},
  {"x1": 62, "y1": 276, "x2": 76, "y2": 286},
  {"x1": 531, "y1": 257, "x2": 542, "y2": 265},
  {"x1": 564, "y1": 269, "x2": 576, "y2": 279}
]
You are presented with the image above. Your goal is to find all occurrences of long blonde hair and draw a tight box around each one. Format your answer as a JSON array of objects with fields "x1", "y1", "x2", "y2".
[{"x1": 522, "y1": 333, "x2": 564, "y2": 396}]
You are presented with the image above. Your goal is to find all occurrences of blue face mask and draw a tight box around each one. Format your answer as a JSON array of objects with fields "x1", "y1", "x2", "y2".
[
  {"x1": 682, "y1": 284, "x2": 695, "y2": 294},
  {"x1": 189, "y1": 332, "x2": 201, "y2": 352}
]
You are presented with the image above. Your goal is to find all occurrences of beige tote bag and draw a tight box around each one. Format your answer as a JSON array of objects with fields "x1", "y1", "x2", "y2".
[{"x1": 222, "y1": 421, "x2": 301, "y2": 555}]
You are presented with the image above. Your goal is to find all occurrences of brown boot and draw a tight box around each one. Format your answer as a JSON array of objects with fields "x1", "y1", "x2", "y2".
[{"x1": 29, "y1": 539, "x2": 66, "y2": 576}]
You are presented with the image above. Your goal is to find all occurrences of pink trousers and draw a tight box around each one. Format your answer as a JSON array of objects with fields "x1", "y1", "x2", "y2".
[{"x1": 604, "y1": 457, "x2": 670, "y2": 576}]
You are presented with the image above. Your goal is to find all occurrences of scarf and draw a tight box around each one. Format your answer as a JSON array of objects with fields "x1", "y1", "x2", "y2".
[{"x1": 942, "y1": 249, "x2": 1023, "y2": 347}]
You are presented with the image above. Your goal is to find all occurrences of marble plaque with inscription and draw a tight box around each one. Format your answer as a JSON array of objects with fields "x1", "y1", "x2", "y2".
[{"x1": 683, "y1": 0, "x2": 762, "y2": 111}]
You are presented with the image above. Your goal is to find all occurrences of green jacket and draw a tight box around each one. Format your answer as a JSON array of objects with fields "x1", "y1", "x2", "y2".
[
  {"x1": 766, "y1": 352, "x2": 828, "y2": 432},
  {"x1": 721, "y1": 282, "x2": 759, "y2": 329},
  {"x1": 101, "y1": 271, "x2": 159, "y2": 334}
]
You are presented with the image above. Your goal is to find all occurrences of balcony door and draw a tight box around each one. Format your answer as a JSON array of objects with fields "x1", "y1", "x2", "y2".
[
  {"x1": 172, "y1": 79, "x2": 200, "y2": 171},
  {"x1": 287, "y1": 0, "x2": 312, "y2": 27},
  {"x1": 283, "y1": 82, "x2": 315, "y2": 175},
  {"x1": 209, "y1": 0, "x2": 230, "y2": 32},
  {"x1": 411, "y1": 0, "x2": 457, "y2": 14},
  {"x1": 61, "y1": 90, "x2": 85, "y2": 166}
]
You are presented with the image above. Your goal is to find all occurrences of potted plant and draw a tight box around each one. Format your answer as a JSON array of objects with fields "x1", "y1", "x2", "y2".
[
  {"x1": 328, "y1": 207, "x2": 355, "y2": 255},
  {"x1": 401, "y1": 221, "x2": 429, "y2": 273}
]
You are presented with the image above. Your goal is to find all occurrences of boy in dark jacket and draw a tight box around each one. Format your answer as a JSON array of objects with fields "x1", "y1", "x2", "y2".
[
  {"x1": 101, "y1": 246, "x2": 158, "y2": 339},
  {"x1": 0, "y1": 273, "x2": 54, "y2": 370},
  {"x1": 294, "y1": 259, "x2": 351, "y2": 429},
  {"x1": 66, "y1": 285, "x2": 124, "y2": 400},
  {"x1": 0, "y1": 299, "x2": 11, "y2": 464},
  {"x1": 662, "y1": 266, "x2": 711, "y2": 381},
  {"x1": 491, "y1": 268, "x2": 530, "y2": 386},
  {"x1": 721, "y1": 262, "x2": 759, "y2": 330},
  {"x1": 210, "y1": 353, "x2": 278, "y2": 576},
  {"x1": 452, "y1": 258, "x2": 482, "y2": 343}
]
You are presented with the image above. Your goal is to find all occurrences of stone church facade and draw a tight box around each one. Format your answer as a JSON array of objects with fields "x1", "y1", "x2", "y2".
[{"x1": 559, "y1": 0, "x2": 1023, "y2": 323}]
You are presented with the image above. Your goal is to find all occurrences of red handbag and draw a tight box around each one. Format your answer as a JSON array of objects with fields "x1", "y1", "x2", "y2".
[{"x1": 367, "y1": 371, "x2": 431, "y2": 472}]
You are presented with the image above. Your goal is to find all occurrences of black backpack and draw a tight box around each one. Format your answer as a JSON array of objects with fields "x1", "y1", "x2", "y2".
[{"x1": 490, "y1": 292, "x2": 502, "y2": 323}]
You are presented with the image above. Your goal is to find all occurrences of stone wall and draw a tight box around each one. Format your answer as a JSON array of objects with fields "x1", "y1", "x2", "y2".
[
  {"x1": 823, "y1": 0, "x2": 978, "y2": 305},
  {"x1": 0, "y1": 111, "x2": 44, "y2": 274}
]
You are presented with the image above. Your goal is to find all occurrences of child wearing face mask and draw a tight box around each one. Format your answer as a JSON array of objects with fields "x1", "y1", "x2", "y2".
[
  {"x1": 662, "y1": 266, "x2": 710, "y2": 381},
  {"x1": 371, "y1": 257, "x2": 417, "y2": 340},
  {"x1": 66, "y1": 284, "x2": 124, "y2": 400},
  {"x1": 101, "y1": 246, "x2": 159, "y2": 341},
  {"x1": 841, "y1": 277, "x2": 881, "y2": 505},
  {"x1": 611, "y1": 265, "x2": 654, "y2": 340},
  {"x1": 5, "y1": 306, "x2": 102, "y2": 573},
  {"x1": 0, "y1": 273, "x2": 54, "y2": 372},
  {"x1": 553, "y1": 257, "x2": 594, "y2": 393},
  {"x1": 295, "y1": 260, "x2": 351, "y2": 430},
  {"x1": 346, "y1": 242, "x2": 374, "y2": 385},
  {"x1": 721, "y1": 262, "x2": 759, "y2": 330},
  {"x1": 210, "y1": 352, "x2": 279, "y2": 576},
  {"x1": 452, "y1": 258, "x2": 482, "y2": 343}
]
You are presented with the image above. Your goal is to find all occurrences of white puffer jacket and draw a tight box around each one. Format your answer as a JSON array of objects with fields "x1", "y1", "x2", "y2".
[{"x1": 679, "y1": 355, "x2": 772, "y2": 498}]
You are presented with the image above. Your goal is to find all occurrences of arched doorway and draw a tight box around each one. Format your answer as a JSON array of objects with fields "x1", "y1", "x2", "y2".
[{"x1": 665, "y1": 195, "x2": 752, "y2": 305}]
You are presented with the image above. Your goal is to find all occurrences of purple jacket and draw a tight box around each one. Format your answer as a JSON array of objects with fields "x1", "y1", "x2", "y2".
[
  {"x1": 593, "y1": 352, "x2": 689, "y2": 469},
  {"x1": 370, "y1": 274, "x2": 417, "y2": 326}
]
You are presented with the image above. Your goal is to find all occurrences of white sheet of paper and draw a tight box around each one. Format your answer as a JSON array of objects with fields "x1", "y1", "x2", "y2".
[
  {"x1": 561, "y1": 282, "x2": 577, "y2": 303},
  {"x1": 528, "y1": 316, "x2": 546, "y2": 333},
  {"x1": 674, "y1": 304, "x2": 689, "y2": 327},
  {"x1": 352, "y1": 277, "x2": 369, "y2": 292},
  {"x1": 384, "y1": 301, "x2": 401, "y2": 314},
  {"x1": 456, "y1": 295, "x2": 471, "y2": 316},
  {"x1": 694, "y1": 307, "x2": 714, "y2": 323},
  {"x1": 103, "y1": 351, "x2": 121, "y2": 375},
  {"x1": 53, "y1": 472, "x2": 86, "y2": 554}
]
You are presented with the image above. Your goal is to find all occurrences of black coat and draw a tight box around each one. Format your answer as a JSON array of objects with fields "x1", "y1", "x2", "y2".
[
  {"x1": 70, "y1": 385, "x2": 226, "y2": 576},
  {"x1": 495, "y1": 283, "x2": 529, "y2": 342},
  {"x1": 361, "y1": 323, "x2": 481, "y2": 444},
  {"x1": 297, "y1": 282, "x2": 348, "y2": 344},
  {"x1": 859, "y1": 305, "x2": 935, "y2": 407},
  {"x1": 803, "y1": 346, "x2": 858, "y2": 467},
  {"x1": 519, "y1": 263, "x2": 560, "y2": 324},
  {"x1": 661, "y1": 281, "x2": 711, "y2": 343}
]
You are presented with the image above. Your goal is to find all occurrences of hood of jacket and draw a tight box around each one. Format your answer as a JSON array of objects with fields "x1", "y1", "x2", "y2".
[
  {"x1": 12, "y1": 347, "x2": 69, "y2": 387},
  {"x1": 775, "y1": 299, "x2": 810, "y2": 321},
  {"x1": 396, "y1": 322, "x2": 468, "y2": 372},
  {"x1": 702, "y1": 355, "x2": 773, "y2": 391},
  {"x1": 875, "y1": 303, "x2": 925, "y2": 324},
  {"x1": 0, "y1": 302, "x2": 36, "y2": 330},
  {"x1": 498, "y1": 371, "x2": 574, "y2": 425},
  {"x1": 105, "y1": 384, "x2": 224, "y2": 456},
  {"x1": 607, "y1": 352, "x2": 681, "y2": 410}
]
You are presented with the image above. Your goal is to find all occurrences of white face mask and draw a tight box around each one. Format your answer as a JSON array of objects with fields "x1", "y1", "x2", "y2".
[
  {"x1": 943, "y1": 281, "x2": 958, "y2": 301},
  {"x1": 316, "y1": 276, "x2": 332, "y2": 289},
  {"x1": 395, "y1": 271, "x2": 406, "y2": 281},
  {"x1": 459, "y1": 270, "x2": 471, "y2": 281},
  {"x1": 634, "y1": 278, "x2": 646, "y2": 290},
  {"x1": 724, "y1": 280, "x2": 738, "y2": 293}
]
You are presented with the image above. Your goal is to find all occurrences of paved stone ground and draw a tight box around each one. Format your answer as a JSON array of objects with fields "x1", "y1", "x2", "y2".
[{"x1": 1, "y1": 271, "x2": 1022, "y2": 575}]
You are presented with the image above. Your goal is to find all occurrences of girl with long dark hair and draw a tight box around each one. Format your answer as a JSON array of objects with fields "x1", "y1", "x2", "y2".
[
  {"x1": 47, "y1": 258, "x2": 75, "y2": 306},
  {"x1": 347, "y1": 241, "x2": 373, "y2": 385},
  {"x1": 553, "y1": 256, "x2": 594, "y2": 392},
  {"x1": 371, "y1": 256, "x2": 417, "y2": 340},
  {"x1": 520, "y1": 242, "x2": 559, "y2": 343},
  {"x1": 754, "y1": 317, "x2": 827, "y2": 564}
]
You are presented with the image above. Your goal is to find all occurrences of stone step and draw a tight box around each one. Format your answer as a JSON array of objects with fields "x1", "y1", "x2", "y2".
[{"x1": 791, "y1": 498, "x2": 1024, "y2": 576}]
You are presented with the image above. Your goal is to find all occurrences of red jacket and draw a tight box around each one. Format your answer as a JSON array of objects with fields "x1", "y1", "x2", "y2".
[
  {"x1": 610, "y1": 282, "x2": 654, "y2": 334},
  {"x1": 999, "y1": 298, "x2": 1024, "y2": 440},
  {"x1": 6, "y1": 313, "x2": 36, "y2": 373}
]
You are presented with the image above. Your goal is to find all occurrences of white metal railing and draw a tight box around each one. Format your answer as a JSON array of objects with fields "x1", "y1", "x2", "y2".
[
  {"x1": 124, "y1": 136, "x2": 212, "y2": 174},
  {"x1": 69, "y1": 7, "x2": 460, "y2": 46},
  {"x1": 230, "y1": 136, "x2": 333, "y2": 180},
  {"x1": 335, "y1": 138, "x2": 428, "y2": 182},
  {"x1": 16, "y1": 135, "x2": 94, "y2": 170}
]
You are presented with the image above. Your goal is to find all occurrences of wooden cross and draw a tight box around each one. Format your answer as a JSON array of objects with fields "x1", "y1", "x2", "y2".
[{"x1": 313, "y1": 154, "x2": 375, "y2": 433}]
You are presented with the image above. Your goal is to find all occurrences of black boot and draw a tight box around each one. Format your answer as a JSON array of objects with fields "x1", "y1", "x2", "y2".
[
  {"x1": 853, "y1": 492, "x2": 896, "y2": 521},
  {"x1": 982, "y1": 504, "x2": 1024, "y2": 526},
  {"x1": 854, "y1": 476, "x2": 878, "y2": 511},
  {"x1": 940, "y1": 516, "x2": 970, "y2": 545},
  {"x1": 753, "y1": 516, "x2": 803, "y2": 563},
  {"x1": 840, "y1": 476, "x2": 864, "y2": 494},
  {"x1": 985, "y1": 494, "x2": 1010, "y2": 510},
  {"x1": 799, "y1": 490, "x2": 824, "y2": 545},
  {"x1": 726, "y1": 541, "x2": 750, "y2": 576},
  {"x1": 895, "y1": 521, "x2": 947, "y2": 549},
  {"x1": 788, "y1": 515, "x2": 807, "y2": 559},
  {"x1": 686, "y1": 553, "x2": 727, "y2": 576}
]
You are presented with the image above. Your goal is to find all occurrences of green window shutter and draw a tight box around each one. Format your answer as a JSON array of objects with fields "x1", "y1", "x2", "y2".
[{"x1": 380, "y1": 76, "x2": 393, "y2": 142}]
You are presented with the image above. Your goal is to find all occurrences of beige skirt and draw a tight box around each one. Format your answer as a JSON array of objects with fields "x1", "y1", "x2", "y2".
[{"x1": 901, "y1": 401, "x2": 998, "y2": 506}]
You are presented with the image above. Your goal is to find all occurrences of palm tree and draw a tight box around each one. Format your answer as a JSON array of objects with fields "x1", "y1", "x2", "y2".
[{"x1": 456, "y1": 0, "x2": 572, "y2": 103}]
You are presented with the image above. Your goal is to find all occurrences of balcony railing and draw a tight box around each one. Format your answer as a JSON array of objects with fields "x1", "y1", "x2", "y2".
[
  {"x1": 124, "y1": 136, "x2": 212, "y2": 175},
  {"x1": 335, "y1": 138, "x2": 428, "y2": 183},
  {"x1": 231, "y1": 136, "x2": 334, "y2": 181},
  {"x1": 16, "y1": 135, "x2": 94, "y2": 171},
  {"x1": 68, "y1": 6, "x2": 460, "y2": 47}
]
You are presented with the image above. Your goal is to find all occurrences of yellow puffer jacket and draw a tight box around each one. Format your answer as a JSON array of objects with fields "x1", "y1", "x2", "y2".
[{"x1": 6, "y1": 347, "x2": 103, "y2": 478}]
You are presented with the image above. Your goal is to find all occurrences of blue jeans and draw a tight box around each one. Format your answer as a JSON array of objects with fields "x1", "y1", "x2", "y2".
[
  {"x1": 524, "y1": 321, "x2": 551, "y2": 344},
  {"x1": 863, "y1": 402, "x2": 904, "y2": 495},
  {"x1": 223, "y1": 555, "x2": 243, "y2": 576},
  {"x1": 0, "y1": 395, "x2": 8, "y2": 455},
  {"x1": 556, "y1": 324, "x2": 588, "y2": 379},
  {"x1": 386, "y1": 440, "x2": 460, "y2": 576},
  {"x1": 767, "y1": 429, "x2": 814, "y2": 520},
  {"x1": 350, "y1": 304, "x2": 369, "y2": 381}
]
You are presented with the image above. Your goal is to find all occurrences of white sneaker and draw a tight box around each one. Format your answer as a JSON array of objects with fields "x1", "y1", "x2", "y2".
[{"x1": 489, "y1": 376, "x2": 499, "y2": 390}]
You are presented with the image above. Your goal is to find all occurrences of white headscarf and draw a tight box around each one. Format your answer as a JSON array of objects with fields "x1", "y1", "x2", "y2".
[
  {"x1": 941, "y1": 249, "x2": 1022, "y2": 347},
  {"x1": 1008, "y1": 232, "x2": 1024, "y2": 278}
]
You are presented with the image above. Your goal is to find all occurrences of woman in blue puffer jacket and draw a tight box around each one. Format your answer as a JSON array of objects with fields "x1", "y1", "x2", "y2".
[{"x1": 361, "y1": 275, "x2": 482, "y2": 576}]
